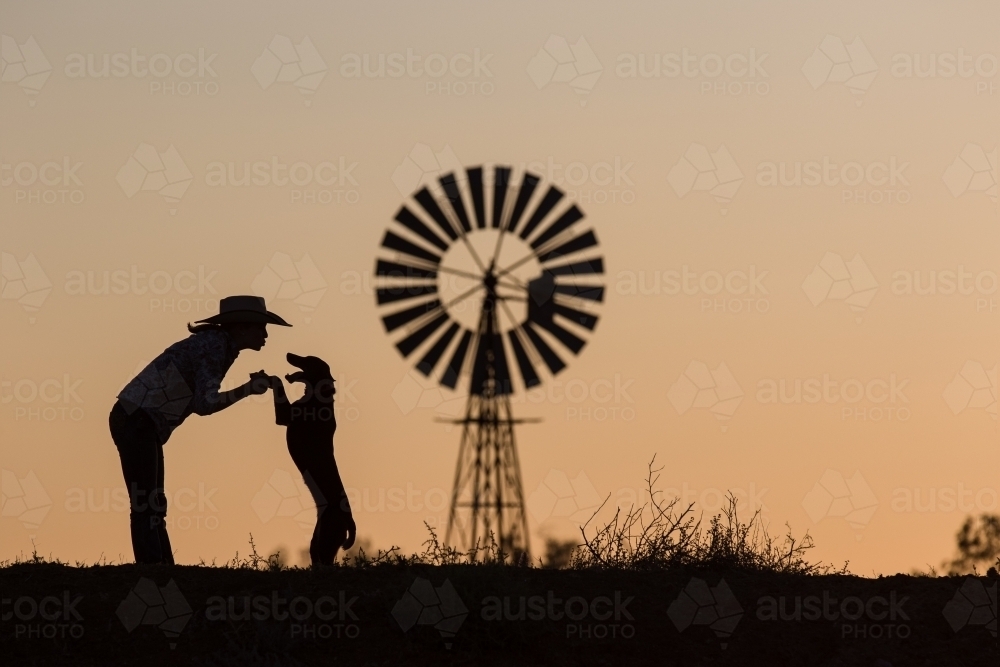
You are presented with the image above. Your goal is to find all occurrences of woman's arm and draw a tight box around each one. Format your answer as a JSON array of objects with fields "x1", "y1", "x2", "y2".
[
  {"x1": 191, "y1": 332, "x2": 270, "y2": 415},
  {"x1": 214, "y1": 371, "x2": 271, "y2": 407}
]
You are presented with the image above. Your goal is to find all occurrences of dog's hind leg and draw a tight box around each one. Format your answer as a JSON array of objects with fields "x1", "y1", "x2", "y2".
[{"x1": 310, "y1": 515, "x2": 348, "y2": 566}]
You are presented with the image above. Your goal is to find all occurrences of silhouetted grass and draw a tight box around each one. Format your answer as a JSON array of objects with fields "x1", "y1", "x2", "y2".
[{"x1": 571, "y1": 456, "x2": 845, "y2": 575}]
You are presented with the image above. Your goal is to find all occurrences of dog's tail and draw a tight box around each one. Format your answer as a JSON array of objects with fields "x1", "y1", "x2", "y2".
[{"x1": 343, "y1": 516, "x2": 357, "y2": 549}]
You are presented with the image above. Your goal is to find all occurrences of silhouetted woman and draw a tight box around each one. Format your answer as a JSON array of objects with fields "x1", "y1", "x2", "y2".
[{"x1": 111, "y1": 296, "x2": 290, "y2": 564}]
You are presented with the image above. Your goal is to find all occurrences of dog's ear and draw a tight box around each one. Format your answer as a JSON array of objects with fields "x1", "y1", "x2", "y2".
[{"x1": 307, "y1": 356, "x2": 332, "y2": 377}]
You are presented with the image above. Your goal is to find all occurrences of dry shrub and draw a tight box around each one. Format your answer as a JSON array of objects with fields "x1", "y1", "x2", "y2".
[{"x1": 572, "y1": 457, "x2": 845, "y2": 575}]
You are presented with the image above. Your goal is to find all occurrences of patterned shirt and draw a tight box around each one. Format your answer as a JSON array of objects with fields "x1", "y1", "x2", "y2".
[{"x1": 117, "y1": 329, "x2": 240, "y2": 443}]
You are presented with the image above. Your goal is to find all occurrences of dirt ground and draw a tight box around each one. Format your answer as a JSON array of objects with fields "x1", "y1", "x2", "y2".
[{"x1": 1, "y1": 563, "x2": 996, "y2": 666}]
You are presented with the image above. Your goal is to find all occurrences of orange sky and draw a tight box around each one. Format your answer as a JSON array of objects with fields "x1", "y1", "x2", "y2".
[{"x1": 1, "y1": 0, "x2": 997, "y2": 574}]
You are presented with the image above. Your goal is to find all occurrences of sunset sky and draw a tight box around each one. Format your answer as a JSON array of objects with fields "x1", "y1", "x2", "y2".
[{"x1": 1, "y1": 0, "x2": 997, "y2": 575}]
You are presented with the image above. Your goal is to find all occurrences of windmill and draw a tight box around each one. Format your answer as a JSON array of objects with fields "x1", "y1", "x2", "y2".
[{"x1": 375, "y1": 164, "x2": 604, "y2": 560}]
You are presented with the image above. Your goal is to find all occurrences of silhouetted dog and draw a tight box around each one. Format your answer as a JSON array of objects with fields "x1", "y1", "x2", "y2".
[{"x1": 271, "y1": 353, "x2": 355, "y2": 565}]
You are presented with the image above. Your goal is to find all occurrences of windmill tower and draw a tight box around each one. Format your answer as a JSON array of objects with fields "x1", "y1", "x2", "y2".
[{"x1": 375, "y1": 165, "x2": 605, "y2": 560}]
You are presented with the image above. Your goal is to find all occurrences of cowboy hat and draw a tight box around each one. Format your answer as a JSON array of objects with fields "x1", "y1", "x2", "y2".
[{"x1": 195, "y1": 295, "x2": 292, "y2": 326}]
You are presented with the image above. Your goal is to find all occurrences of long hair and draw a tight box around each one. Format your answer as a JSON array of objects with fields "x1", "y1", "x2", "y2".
[{"x1": 187, "y1": 322, "x2": 224, "y2": 334}]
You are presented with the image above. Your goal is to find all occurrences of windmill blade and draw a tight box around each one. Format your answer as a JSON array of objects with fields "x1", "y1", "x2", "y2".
[
  {"x1": 382, "y1": 298, "x2": 442, "y2": 333},
  {"x1": 492, "y1": 166, "x2": 511, "y2": 229},
  {"x1": 439, "y1": 173, "x2": 472, "y2": 233},
  {"x1": 396, "y1": 312, "x2": 450, "y2": 357},
  {"x1": 395, "y1": 206, "x2": 449, "y2": 251},
  {"x1": 417, "y1": 322, "x2": 460, "y2": 376},
  {"x1": 519, "y1": 186, "x2": 564, "y2": 240},
  {"x1": 382, "y1": 230, "x2": 441, "y2": 265},
  {"x1": 522, "y1": 321, "x2": 566, "y2": 374},
  {"x1": 533, "y1": 316, "x2": 586, "y2": 354},
  {"x1": 507, "y1": 329, "x2": 541, "y2": 389},
  {"x1": 537, "y1": 230, "x2": 598, "y2": 263},
  {"x1": 467, "y1": 167, "x2": 486, "y2": 229},
  {"x1": 376, "y1": 259, "x2": 437, "y2": 280},
  {"x1": 530, "y1": 205, "x2": 584, "y2": 250},
  {"x1": 555, "y1": 283, "x2": 605, "y2": 302},
  {"x1": 506, "y1": 173, "x2": 539, "y2": 235},
  {"x1": 414, "y1": 188, "x2": 459, "y2": 241},
  {"x1": 441, "y1": 329, "x2": 473, "y2": 388},
  {"x1": 555, "y1": 303, "x2": 599, "y2": 330},
  {"x1": 546, "y1": 257, "x2": 604, "y2": 277},
  {"x1": 376, "y1": 283, "x2": 438, "y2": 305}
]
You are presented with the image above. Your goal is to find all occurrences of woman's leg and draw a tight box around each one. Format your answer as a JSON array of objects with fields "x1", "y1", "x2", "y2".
[
  {"x1": 153, "y1": 441, "x2": 174, "y2": 565},
  {"x1": 110, "y1": 404, "x2": 170, "y2": 564}
]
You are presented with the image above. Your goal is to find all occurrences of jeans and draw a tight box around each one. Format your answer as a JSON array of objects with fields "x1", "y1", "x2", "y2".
[{"x1": 109, "y1": 401, "x2": 174, "y2": 565}]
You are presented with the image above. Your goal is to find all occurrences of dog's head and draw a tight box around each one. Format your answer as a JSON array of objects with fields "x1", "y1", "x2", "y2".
[{"x1": 285, "y1": 353, "x2": 335, "y2": 396}]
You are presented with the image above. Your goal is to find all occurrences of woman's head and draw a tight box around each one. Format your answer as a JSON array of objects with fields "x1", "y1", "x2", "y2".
[
  {"x1": 225, "y1": 322, "x2": 268, "y2": 350},
  {"x1": 187, "y1": 321, "x2": 268, "y2": 351},
  {"x1": 187, "y1": 296, "x2": 289, "y2": 351}
]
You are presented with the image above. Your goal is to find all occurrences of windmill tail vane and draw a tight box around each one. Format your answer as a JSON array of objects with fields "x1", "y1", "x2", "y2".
[{"x1": 375, "y1": 163, "x2": 605, "y2": 560}]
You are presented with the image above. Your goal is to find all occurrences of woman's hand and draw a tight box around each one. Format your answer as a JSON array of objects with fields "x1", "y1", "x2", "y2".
[{"x1": 247, "y1": 370, "x2": 271, "y2": 396}]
